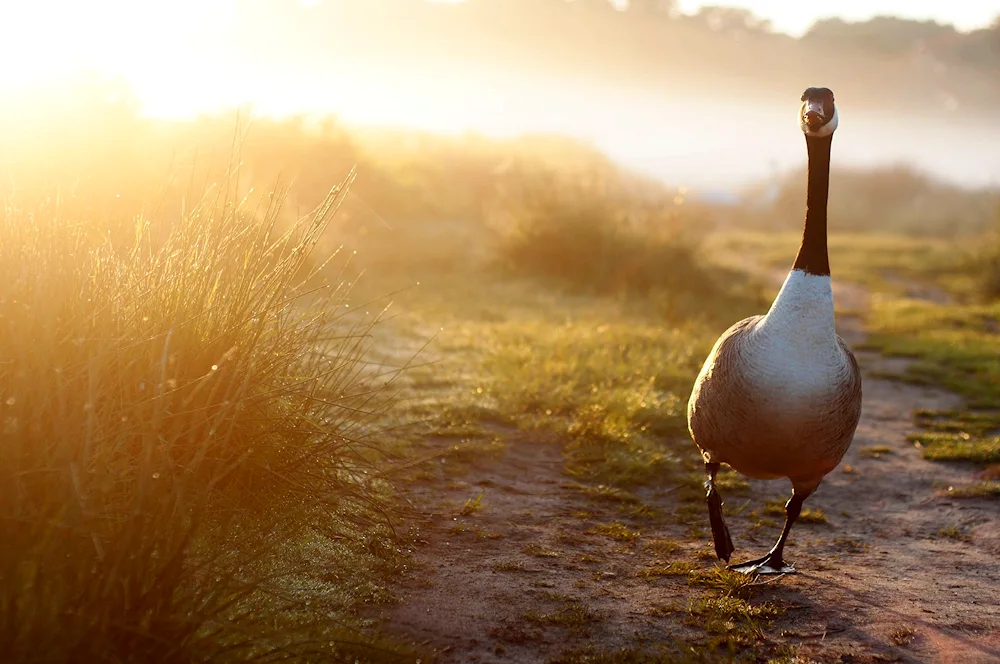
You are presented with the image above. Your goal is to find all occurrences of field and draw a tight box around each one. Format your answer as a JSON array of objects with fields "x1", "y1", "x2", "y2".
[
  {"x1": 2, "y1": 103, "x2": 1000, "y2": 663},
  {"x1": 360, "y1": 226, "x2": 1000, "y2": 663}
]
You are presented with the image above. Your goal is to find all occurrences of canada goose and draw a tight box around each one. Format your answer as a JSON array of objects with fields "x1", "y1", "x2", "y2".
[{"x1": 686, "y1": 87, "x2": 862, "y2": 575}]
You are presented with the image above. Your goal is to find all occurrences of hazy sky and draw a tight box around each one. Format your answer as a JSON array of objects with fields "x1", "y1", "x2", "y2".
[
  {"x1": 675, "y1": 0, "x2": 997, "y2": 35},
  {"x1": 2, "y1": 0, "x2": 997, "y2": 189}
]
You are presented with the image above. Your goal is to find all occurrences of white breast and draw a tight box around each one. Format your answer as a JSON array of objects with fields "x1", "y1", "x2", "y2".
[{"x1": 744, "y1": 270, "x2": 846, "y2": 405}]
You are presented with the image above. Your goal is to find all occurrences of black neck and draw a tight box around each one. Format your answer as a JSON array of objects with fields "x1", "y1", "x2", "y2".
[{"x1": 792, "y1": 134, "x2": 832, "y2": 276}]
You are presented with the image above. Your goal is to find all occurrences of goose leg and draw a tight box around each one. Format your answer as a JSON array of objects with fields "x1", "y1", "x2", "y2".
[
  {"x1": 728, "y1": 492, "x2": 805, "y2": 575},
  {"x1": 705, "y1": 462, "x2": 735, "y2": 562}
]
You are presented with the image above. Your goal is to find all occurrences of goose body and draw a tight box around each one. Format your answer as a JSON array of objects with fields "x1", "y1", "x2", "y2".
[
  {"x1": 689, "y1": 270, "x2": 862, "y2": 492},
  {"x1": 687, "y1": 87, "x2": 862, "y2": 574}
]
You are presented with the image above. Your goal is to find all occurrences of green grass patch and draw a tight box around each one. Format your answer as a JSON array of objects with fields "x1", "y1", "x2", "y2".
[
  {"x1": 708, "y1": 231, "x2": 970, "y2": 296},
  {"x1": 636, "y1": 561, "x2": 699, "y2": 578},
  {"x1": 588, "y1": 521, "x2": 641, "y2": 543},
  {"x1": 859, "y1": 445, "x2": 895, "y2": 459},
  {"x1": 460, "y1": 489, "x2": 486, "y2": 515},
  {"x1": 644, "y1": 537, "x2": 682, "y2": 556},
  {"x1": 762, "y1": 501, "x2": 828, "y2": 524},
  {"x1": 910, "y1": 433, "x2": 1000, "y2": 464},
  {"x1": 799, "y1": 508, "x2": 829, "y2": 524},
  {"x1": 687, "y1": 568, "x2": 759, "y2": 597},
  {"x1": 372, "y1": 259, "x2": 761, "y2": 500},
  {"x1": 685, "y1": 596, "x2": 784, "y2": 648},
  {"x1": 715, "y1": 469, "x2": 751, "y2": 493},
  {"x1": 942, "y1": 481, "x2": 1000, "y2": 498},
  {"x1": 867, "y1": 297, "x2": 1000, "y2": 408}
]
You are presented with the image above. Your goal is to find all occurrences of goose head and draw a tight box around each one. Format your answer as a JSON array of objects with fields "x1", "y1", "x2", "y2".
[{"x1": 799, "y1": 87, "x2": 838, "y2": 138}]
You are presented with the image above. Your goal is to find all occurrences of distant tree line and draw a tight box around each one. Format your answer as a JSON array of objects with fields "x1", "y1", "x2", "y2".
[
  {"x1": 217, "y1": 0, "x2": 1000, "y2": 116},
  {"x1": 517, "y1": 0, "x2": 1000, "y2": 70}
]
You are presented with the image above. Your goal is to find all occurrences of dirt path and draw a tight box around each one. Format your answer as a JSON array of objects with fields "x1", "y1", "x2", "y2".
[{"x1": 376, "y1": 278, "x2": 1000, "y2": 663}]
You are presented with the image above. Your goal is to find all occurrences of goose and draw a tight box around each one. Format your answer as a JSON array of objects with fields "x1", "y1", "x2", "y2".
[{"x1": 686, "y1": 87, "x2": 862, "y2": 575}]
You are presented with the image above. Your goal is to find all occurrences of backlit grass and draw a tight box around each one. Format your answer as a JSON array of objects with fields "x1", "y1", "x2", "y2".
[
  {"x1": 0, "y1": 175, "x2": 406, "y2": 661},
  {"x1": 708, "y1": 231, "x2": 970, "y2": 296},
  {"x1": 911, "y1": 434, "x2": 1000, "y2": 464},
  {"x1": 588, "y1": 522, "x2": 642, "y2": 543}
]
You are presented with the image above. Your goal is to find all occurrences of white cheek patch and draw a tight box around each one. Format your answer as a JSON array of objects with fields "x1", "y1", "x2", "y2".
[{"x1": 801, "y1": 107, "x2": 839, "y2": 137}]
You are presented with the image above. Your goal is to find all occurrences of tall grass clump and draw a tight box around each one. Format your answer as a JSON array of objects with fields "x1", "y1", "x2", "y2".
[{"x1": 0, "y1": 171, "x2": 405, "y2": 662}]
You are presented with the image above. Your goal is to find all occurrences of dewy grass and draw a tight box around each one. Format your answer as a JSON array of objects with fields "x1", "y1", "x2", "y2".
[{"x1": 0, "y1": 171, "x2": 406, "y2": 662}]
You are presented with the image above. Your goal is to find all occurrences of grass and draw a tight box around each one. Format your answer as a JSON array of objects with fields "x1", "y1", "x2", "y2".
[
  {"x1": 761, "y1": 501, "x2": 828, "y2": 525},
  {"x1": 687, "y1": 567, "x2": 760, "y2": 597},
  {"x1": 460, "y1": 489, "x2": 486, "y2": 515},
  {"x1": 588, "y1": 522, "x2": 642, "y2": 543},
  {"x1": 636, "y1": 562, "x2": 699, "y2": 578},
  {"x1": 859, "y1": 445, "x2": 895, "y2": 459},
  {"x1": 942, "y1": 481, "x2": 1000, "y2": 498},
  {"x1": 834, "y1": 536, "x2": 869, "y2": 553},
  {"x1": 644, "y1": 537, "x2": 682, "y2": 556},
  {"x1": 12, "y1": 97, "x2": 995, "y2": 662},
  {"x1": 372, "y1": 240, "x2": 765, "y2": 524},
  {"x1": 867, "y1": 298, "x2": 1000, "y2": 408},
  {"x1": 684, "y1": 596, "x2": 785, "y2": 649},
  {"x1": 909, "y1": 432, "x2": 1000, "y2": 464},
  {"x1": 0, "y1": 172, "x2": 408, "y2": 661},
  {"x1": 889, "y1": 626, "x2": 919, "y2": 646},
  {"x1": 481, "y1": 295, "x2": 758, "y2": 489},
  {"x1": 707, "y1": 230, "x2": 971, "y2": 296}
]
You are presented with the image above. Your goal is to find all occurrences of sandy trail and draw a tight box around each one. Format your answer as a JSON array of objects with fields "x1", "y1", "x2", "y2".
[{"x1": 376, "y1": 277, "x2": 1000, "y2": 663}]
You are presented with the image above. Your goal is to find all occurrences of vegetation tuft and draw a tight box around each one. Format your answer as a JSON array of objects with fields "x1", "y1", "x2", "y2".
[{"x1": 0, "y1": 172, "x2": 404, "y2": 661}]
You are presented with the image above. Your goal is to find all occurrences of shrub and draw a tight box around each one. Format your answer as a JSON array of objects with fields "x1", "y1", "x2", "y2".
[
  {"x1": 489, "y1": 167, "x2": 712, "y2": 297},
  {"x1": 0, "y1": 172, "x2": 402, "y2": 661},
  {"x1": 967, "y1": 203, "x2": 1000, "y2": 300}
]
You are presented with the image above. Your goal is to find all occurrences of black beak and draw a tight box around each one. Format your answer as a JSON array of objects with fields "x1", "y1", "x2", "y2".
[{"x1": 803, "y1": 100, "x2": 826, "y2": 130}]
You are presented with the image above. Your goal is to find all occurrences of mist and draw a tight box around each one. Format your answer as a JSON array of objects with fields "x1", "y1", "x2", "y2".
[{"x1": 135, "y1": 0, "x2": 1000, "y2": 192}]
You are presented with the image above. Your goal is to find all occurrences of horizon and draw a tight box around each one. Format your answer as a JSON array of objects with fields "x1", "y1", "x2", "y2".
[
  {"x1": 2, "y1": 0, "x2": 998, "y2": 190},
  {"x1": 676, "y1": 0, "x2": 995, "y2": 36}
]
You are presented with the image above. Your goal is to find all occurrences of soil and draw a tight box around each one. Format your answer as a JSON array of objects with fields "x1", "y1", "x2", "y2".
[{"x1": 375, "y1": 276, "x2": 1000, "y2": 664}]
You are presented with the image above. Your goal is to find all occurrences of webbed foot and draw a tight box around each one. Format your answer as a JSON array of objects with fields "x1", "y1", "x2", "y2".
[{"x1": 727, "y1": 552, "x2": 795, "y2": 575}]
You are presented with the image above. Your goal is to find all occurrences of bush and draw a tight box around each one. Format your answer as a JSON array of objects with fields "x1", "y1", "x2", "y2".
[
  {"x1": 489, "y1": 167, "x2": 711, "y2": 297},
  {"x1": 968, "y1": 203, "x2": 1000, "y2": 300},
  {"x1": 0, "y1": 173, "x2": 402, "y2": 661}
]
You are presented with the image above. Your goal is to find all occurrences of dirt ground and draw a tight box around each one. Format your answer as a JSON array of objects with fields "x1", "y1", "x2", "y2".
[{"x1": 375, "y1": 277, "x2": 1000, "y2": 663}]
